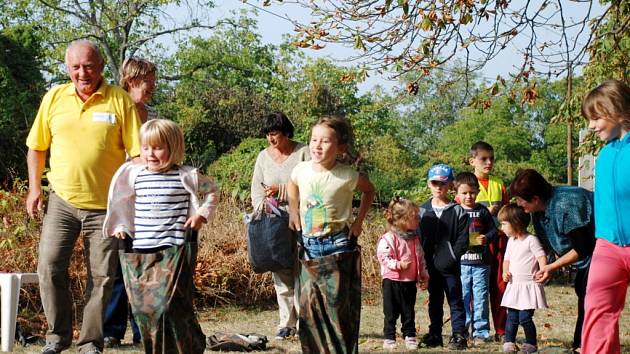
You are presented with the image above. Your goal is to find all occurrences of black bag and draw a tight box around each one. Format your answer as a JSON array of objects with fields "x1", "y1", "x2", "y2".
[
  {"x1": 246, "y1": 202, "x2": 297, "y2": 273},
  {"x1": 206, "y1": 332, "x2": 268, "y2": 352}
]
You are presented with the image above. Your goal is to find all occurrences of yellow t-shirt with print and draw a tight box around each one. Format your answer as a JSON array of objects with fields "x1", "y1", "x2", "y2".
[
  {"x1": 26, "y1": 82, "x2": 141, "y2": 210},
  {"x1": 290, "y1": 160, "x2": 359, "y2": 237}
]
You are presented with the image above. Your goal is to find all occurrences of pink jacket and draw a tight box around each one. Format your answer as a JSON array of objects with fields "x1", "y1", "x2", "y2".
[
  {"x1": 377, "y1": 231, "x2": 430, "y2": 283},
  {"x1": 102, "y1": 161, "x2": 219, "y2": 237}
]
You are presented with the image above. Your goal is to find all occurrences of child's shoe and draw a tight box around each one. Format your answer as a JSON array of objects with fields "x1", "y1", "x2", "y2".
[
  {"x1": 517, "y1": 343, "x2": 537, "y2": 354},
  {"x1": 448, "y1": 333, "x2": 467, "y2": 350},
  {"x1": 473, "y1": 336, "x2": 489, "y2": 346},
  {"x1": 420, "y1": 333, "x2": 443, "y2": 347},
  {"x1": 383, "y1": 339, "x2": 396, "y2": 350},
  {"x1": 404, "y1": 336, "x2": 418, "y2": 350},
  {"x1": 503, "y1": 342, "x2": 518, "y2": 353}
]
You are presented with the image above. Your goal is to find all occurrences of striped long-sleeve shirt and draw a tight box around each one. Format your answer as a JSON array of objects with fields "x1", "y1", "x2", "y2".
[{"x1": 133, "y1": 168, "x2": 191, "y2": 249}]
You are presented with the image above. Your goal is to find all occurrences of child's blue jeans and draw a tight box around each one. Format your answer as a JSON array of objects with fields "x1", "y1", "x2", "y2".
[
  {"x1": 301, "y1": 229, "x2": 357, "y2": 259},
  {"x1": 460, "y1": 264, "x2": 490, "y2": 338},
  {"x1": 505, "y1": 308, "x2": 537, "y2": 346}
]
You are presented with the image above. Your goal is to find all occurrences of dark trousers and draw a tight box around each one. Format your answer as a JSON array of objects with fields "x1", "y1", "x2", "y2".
[
  {"x1": 573, "y1": 265, "x2": 589, "y2": 349},
  {"x1": 382, "y1": 279, "x2": 417, "y2": 340},
  {"x1": 427, "y1": 270, "x2": 466, "y2": 336},
  {"x1": 103, "y1": 264, "x2": 140, "y2": 342},
  {"x1": 505, "y1": 308, "x2": 536, "y2": 345}
]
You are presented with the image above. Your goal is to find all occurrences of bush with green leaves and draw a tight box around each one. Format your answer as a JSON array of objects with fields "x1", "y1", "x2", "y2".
[
  {"x1": 0, "y1": 26, "x2": 45, "y2": 183},
  {"x1": 207, "y1": 138, "x2": 267, "y2": 203}
]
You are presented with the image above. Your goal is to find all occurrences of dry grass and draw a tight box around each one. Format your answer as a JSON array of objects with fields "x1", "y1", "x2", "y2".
[
  {"x1": 11, "y1": 285, "x2": 630, "y2": 353},
  {"x1": 3, "y1": 193, "x2": 629, "y2": 353}
]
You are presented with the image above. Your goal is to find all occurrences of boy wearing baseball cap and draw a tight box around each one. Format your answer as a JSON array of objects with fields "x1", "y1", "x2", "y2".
[{"x1": 419, "y1": 164, "x2": 470, "y2": 350}]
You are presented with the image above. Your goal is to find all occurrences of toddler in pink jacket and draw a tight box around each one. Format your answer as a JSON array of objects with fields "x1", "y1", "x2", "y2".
[{"x1": 377, "y1": 197, "x2": 430, "y2": 351}]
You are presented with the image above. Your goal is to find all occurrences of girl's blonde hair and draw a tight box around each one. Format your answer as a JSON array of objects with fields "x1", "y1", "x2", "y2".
[
  {"x1": 384, "y1": 197, "x2": 419, "y2": 230},
  {"x1": 139, "y1": 119, "x2": 185, "y2": 172},
  {"x1": 581, "y1": 79, "x2": 630, "y2": 131},
  {"x1": 119, "y1": 57, "x2": 157, "y2": 91},
  {"x1": 497, "y1": 203, "x2": 530, "y2": 235}
]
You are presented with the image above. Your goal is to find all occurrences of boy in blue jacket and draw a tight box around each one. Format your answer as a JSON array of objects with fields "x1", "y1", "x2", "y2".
[{"x1": 419, "y1": 164, "x2": 469, "y2": 350}]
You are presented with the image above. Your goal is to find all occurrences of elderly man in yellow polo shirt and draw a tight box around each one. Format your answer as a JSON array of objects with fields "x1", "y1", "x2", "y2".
[{"x1": 25, "y1": 40, "x2": 141, "y2": 354}]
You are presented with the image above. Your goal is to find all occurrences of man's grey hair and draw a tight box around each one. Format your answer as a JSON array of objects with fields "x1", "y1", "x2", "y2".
[{"x1": 64, "y1": 40, "x2": 105, "y2": 67}]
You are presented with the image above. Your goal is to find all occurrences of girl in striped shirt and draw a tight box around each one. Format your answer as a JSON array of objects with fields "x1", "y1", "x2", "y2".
[{"x1": 103, "y1": 119, "x2": 218, "y2": 353}]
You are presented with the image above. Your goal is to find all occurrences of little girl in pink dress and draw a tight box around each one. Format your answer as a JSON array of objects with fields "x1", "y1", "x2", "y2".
[{"x1": 498, "y1": 204, "x2": 547, "y2": 354}]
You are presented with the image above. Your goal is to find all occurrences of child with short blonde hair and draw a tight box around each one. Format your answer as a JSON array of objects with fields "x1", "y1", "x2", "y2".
[
  {"x1": 378, "y1": 197, "x2": 429, "y2": 350},
  {"x1": 498, "y1": 204, "x2": 547, "y2": 354},
  {"x1": 104, "y1": 119, "x2": 218, "y2": 353}
]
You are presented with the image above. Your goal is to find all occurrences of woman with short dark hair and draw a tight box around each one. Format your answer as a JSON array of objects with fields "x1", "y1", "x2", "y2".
[
  {"x1": 510, "y1": 169, "x2": 595, "y2": 353},
  {"x1": 250, "y1": 112, "x2": 309, "y2": 340}
]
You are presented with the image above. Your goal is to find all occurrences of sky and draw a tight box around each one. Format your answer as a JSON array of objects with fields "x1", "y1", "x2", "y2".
[{"x1": 204, "y1": 1, "x2": 606, "y2": 93}]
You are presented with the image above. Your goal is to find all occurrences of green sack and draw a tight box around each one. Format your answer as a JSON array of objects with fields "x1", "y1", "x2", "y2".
[
  {"x1": 120, "y1": 232, "x2": 205, "y2": 354},
  {"x1": 298, "y1": 248, "x2": 362, "y2": 354}
]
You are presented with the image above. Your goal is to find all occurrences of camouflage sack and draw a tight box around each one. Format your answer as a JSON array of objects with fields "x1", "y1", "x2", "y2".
[
  {"x1": 298, "y1": 248, "x2": 361, "y2": 354},
  {"x1": 120, "y1": 231, "x2": 205, "y2": 354}
]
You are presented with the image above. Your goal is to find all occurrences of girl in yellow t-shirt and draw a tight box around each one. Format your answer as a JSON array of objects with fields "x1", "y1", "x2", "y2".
[{"x1": 288, "y1": 115, "x2": 375, "y2": 258}]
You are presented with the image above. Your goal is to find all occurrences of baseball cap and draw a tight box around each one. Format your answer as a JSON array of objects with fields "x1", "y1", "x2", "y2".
[{"x1": 427, "y1": 164, "x2": 454, "y2": 183}]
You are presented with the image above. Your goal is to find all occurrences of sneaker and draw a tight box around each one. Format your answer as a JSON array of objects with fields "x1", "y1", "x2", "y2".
[
  {"x1": 448, "y1": 333, "x2": 467, "y2": 350},
  {"x1": 517, "y1": 343, "x2": 537, "y2": 354},
  {"x1": 103, "y1": 336, "x2": 121, "y2": 348},
  {"x1": 383, "y1": 339, "x2": 396, "y2": 350},
  {"x1": 275, "y1": 327, "x2": 296, "y2": 340},
  {"x1": 41, "y1": 343, "x2": 68, "y2": 354},
  {"x1": 495, "y1": 333, "x2": 506, "y2": 342},
  {"x1": 421, "y1": 333, "x2": 443, "y2": 347},
  {"x1": 41, "y1": 346, "x2": 60, "y2": 354},
  {"x1": 503, "y1": 342, "x2": 518, "y2": 353},
  {"x1": 404, "y1": 336, "x2": 418, "y2": 350}
]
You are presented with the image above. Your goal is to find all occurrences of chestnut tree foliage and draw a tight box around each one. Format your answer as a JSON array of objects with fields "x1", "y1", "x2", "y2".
[{"x1": 259, "y1": 0, "x2": 607, "y2": 100}]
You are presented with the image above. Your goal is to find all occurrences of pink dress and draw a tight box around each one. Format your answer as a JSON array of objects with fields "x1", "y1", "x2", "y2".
[{"x1": 500, "y1": 234, "x2": 548, "y2": 310}]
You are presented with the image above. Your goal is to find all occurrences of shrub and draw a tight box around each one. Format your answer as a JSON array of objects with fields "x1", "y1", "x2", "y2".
[{"x1": 207, "y1": 138, "x2": 267, "y2": 202}]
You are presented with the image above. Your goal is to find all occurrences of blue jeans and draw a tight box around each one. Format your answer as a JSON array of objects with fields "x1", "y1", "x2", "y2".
[
  {"x1": 461, "y1": 264, "x2": 490, "y2": 338},
  {"x1": 103, "y1": 264, "x2": 140, "y2": 342},
  {"x1": 301, "y1": 229, "x2": 357, "y2": 259},
  {"x1": 505, "y1": 308, "x2": 536, "y2": 346}
]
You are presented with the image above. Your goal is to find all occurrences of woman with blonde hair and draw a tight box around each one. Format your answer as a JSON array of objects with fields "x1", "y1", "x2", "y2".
[{"x1": 120, "y1": 57, "x2": 158, "y2": 123}]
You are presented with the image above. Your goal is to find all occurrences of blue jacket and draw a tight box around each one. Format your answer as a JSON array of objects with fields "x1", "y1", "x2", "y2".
[
  {"x1": 594, "y1": 132, "x2": 630, "y2": 246},
  {"x1": 531, "y1": 186, "x2": 594, "y2": 269}
]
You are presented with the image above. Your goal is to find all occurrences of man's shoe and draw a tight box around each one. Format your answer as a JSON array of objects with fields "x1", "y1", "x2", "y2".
[
  {"x1": 448, "y1": 333, "x2": 467, "y2": 350},
  {"x1": 274, "y1": 327, "x2": 296, "y2": 340},
  {"x1": 103, "y1": 336, "x2": 121, "y2": 348},
  {"x1": 41, "y1": 343, "x2": 66, "y2": 354},
  {"x1": 41, "y1": 347, "x2": 59, "y2": 354},
  {"x1": 421, "y1": 333, "x2": 443, "y2": 347},
  {"x1": 83, "y1": 350, "x2": 102, "y2": 354}
]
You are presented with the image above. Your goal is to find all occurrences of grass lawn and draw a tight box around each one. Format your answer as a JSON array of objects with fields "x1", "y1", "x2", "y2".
[{"x1": 11, "y1": 284, "x2": 630, "y2": 353}]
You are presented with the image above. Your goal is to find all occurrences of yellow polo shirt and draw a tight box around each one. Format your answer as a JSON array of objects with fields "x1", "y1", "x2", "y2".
[{"x1": 26, "y1": 82, "x2": 141, "y2": 209}]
